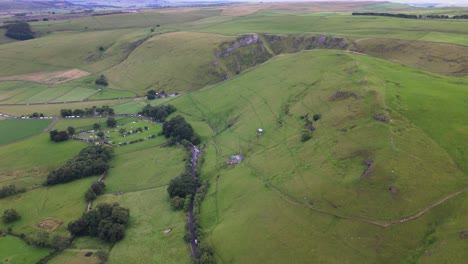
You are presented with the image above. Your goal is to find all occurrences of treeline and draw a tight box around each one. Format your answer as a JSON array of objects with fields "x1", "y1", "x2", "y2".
[
  {"x1": 352, "y1": 12, "x2": 468, "y2": 19},
  {"x1": 60, "y1": 105, "x2": 114, "y2": 117},
  {"x1": 0, "y1": 185, "x2": 26, "y2": 199},
  {"x1": 162, "y1": 115, "x2": 201, "y2": 145},
  {"x1": 45, "y1": 146, "x2": 113, "y2": 185},
  {"x1": 4, "y1": 21, "x2": 34, "y2": 40},
  {"x1": 85, "y1": 181, "x2": 106, "y2": 202},
  {"x1": 139, "y1": 104, "x2": 176, "y2": 122},
  {"x1": 67, "y1": 203, "x2": 129, "y2": 242}
]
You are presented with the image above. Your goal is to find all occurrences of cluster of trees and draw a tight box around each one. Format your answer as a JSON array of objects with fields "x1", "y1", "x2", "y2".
[
  {"x1": 167, "y1": 173, "x2": 196, "y2": 200},
  {"x1": 140, "y1": 104, "x2": 176, "y2": 122},
  {"x1": 49, "y1": 129, "x2": 69, "y2": 142},
  {"x1": 0, "y1": 185, "x2": 26, "y2": 199},
  {"x1": 29, "y1": 112, "x2": 44, "y2": 118},
  {"x1": 162, "y1": 115, "x2": 201, "y2": 145},
  {"x1": 95, "y1": 75, "x2": 108, "y2": 86},
  {"x1": 2, "y1": 208, "x2": 21, "y2": 223},
  {"x1": 146, "y1": 90, "x2": 157, "y2": 100},
  {"x1": 45, "y1": 146, "x2": 113, "y2": 185},
  {"x1": 107, "y1": 117, "x2": 117, "y2": 128},
  {"x1": 85, "y1": 181, "x2": 106, "y2": 202},
  {"x1": 352, "y1": 12, "x2": 468, "y2": 19},
  {"x1": 49, "y1": 127, "x2": 75, "y2": 142},
  {"x1": 67, "y1": 203, "x2": 129, "y2": 242},
  {"x1": 60, "y1": 105, "x2": 114, "y2": 117},
  {"x1": 5, "y1": 21, "x2": 34, "y2": 40}
]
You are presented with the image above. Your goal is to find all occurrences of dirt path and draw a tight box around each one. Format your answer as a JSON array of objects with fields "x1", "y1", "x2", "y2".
[
  {"x1": 188, "y1": 145, "x2": 200, "y2": 260},
  {"x1": 268, "y1": 183, "x2": 468, "y2": 227},
  {"x1": 42, "y1": 118, "x2": 59, "y2": 134}
]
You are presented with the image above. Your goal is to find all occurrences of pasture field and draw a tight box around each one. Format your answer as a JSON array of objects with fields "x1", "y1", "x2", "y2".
[
  {"x1": 0, "y1": 2, "x2": 467, "y2": 263},
  {"x1": 0, "y1": 98, "x2": 131, "y2": 116},
  {"x1": 0, "y1": 177, "x2": 95, "y2": 235},
  {"x1": 96, "y1": 188, "x2": 191, "y2": 264},
  {"x1": 196, "y1": 13, "x2": 468, "y2": 46},
  {"x1": 104, "y1": 31, "x2": 234, "y2": 93},
  {"x1": 0, "y1": 134, "x2": 85, "y2": 189},
  {"x1": 105, "y1": 145, "x2": 185, "y2": 193},
  {"x1": 0, "y1": 235, "x2": 51, "y2": 264},
  {"x1": 0, "y1": 119, "x2": 51, "y2": 145},
  {"x1": 166, "y1": 50, "x2": 468, "y2": 262},
  {"x1": 49, "y1": 250, "x2": 100, "y2": 264},
  {"x1": 112, "y1": 101, "x2": 145, "y2": 114},
  {"x1": 0, "y1": 28, "x2": 149, "y2": 77}
]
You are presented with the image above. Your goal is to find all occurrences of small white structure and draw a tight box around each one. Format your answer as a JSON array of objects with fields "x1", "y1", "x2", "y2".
[{"x1": 257, "y1": 128, "x2": 264, "y2": 135}]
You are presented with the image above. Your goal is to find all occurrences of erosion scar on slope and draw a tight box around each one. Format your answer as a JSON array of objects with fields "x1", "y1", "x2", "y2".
[{"x1": 267, "y1": 183, "x2": 468, "y2": 227}]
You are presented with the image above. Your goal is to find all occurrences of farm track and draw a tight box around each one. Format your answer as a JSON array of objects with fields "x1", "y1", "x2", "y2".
[{"x1": 267, "y1": 182, "x2": 468, "y2": 227}]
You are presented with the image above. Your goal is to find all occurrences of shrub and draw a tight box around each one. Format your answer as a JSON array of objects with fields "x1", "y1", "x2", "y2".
[
  {"x1": 301, "y1": 131, "x2": 312, "y2": 142},
  {"x1": 170, "y1": 196, "x2": 185, "y2": 210},
  {"x1": 313, "y1": 113, "x2": 321, "y2": 121}
]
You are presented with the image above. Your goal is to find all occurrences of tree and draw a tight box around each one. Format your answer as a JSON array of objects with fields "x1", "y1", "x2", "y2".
[
  {"x1": 97, "y1": 131, "x2": 105, "y2": 139},
  {"x1": 93, "y1": 123, "x2": 101, "y2": 130},
  {"x1": 85, "y1": 189, "x2": 97, "y2": 202},
  {"x1": 2, "y1": 208, "x2": 21, "y2": 223},
  {"x1": 106, "y1": 117, "x2": 117, "y2": 128},
  {"x1": 95, "y1": 75, "x2": 108, "y2": 86},
  {"x1": 313, "y1": 113, "x2": 321, "y2": 121},
  {"x1": 28, "y1": 231, "x2": 49, "y2": 247},
  {"x1": 67, "y1": 126, "x2": 75, "y2": 135},
  {"x1": 167, "y1": 174, "x2": 195, "y2": 198},
  {"x1": 5, "y1": 21, "x2": 34, "y2": 40}
]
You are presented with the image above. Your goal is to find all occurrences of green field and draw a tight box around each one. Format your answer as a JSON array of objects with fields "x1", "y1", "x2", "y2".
[
  {"x1": 0, "y1": 235, "x2": 51, "y2": 264},
  {"x1": 0, "y1": 119, "x2": 51, "y2": 145},
  {"x1": 0, "y1": 2, "x2": 467, "y2": 263},
  {"x1": 0, "y1": 177, "x2": 95, "y2": 235},
  {"x1": 166, "y1": 50, "x2": 468, "y2": 262},
  {"x1": 105, "y1": 145, "x2": 185, "y2": 193},
  {"x1": 0, "y1": 134, "x2": 85, "y2": 189},
  {"x1": 96, "y1": 188, "x2": 191, "y2": 264}
]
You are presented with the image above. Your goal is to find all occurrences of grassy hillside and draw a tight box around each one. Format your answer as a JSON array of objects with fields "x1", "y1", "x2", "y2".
[
  {"x1": 0, "y1": 235, "x2": 51, "y2": 263},
  {"x1": 105, "y1": 31, "x2": 234, "y2": 93},
  {"x1": 167, "y1": 50, "x2": 467, "y2": 263},
  {"x1": 197, "y1": 13, "x2": 468, "y2": 47}
]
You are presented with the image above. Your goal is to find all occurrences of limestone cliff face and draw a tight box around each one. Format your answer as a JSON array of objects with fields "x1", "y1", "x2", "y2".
[{"x1": 211, "y1": 33, "x2": 353, "y2": 81}]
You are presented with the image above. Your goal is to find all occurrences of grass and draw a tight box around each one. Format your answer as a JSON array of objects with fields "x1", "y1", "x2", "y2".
[
  {"x1": 0, "y1": 134, "x2": 85, "y2": 189},
  {"x1": 0, "y1": 177, "x2": 95, "y2": 235},
  {"x1": 165, "y1": 50, "x2": 468, "y2": 263},
  {"x1": 0, "y1": 235, "x2": 51, "y2": 264},
  {"x1": 96, "y1": 187, "x2": 191, "y2": 264},
  {"x1": 49, "y1": 250, "x2": 100, "y2": 264},
  {"x1": 0, "y1": 98, "x2": 131, "y2": 116},
  {"x1": 0, "y1": 119, "x2": 51, "y2": 145},
  {"x1": 196, "y1": 13, "x2": 468, "y2": 46},
  {"x1": 105, "y1": 145, "x2": 185, "y2": 193},
  {"x1": 104, "y1": 31, "x2": 234, "y2": 93}
]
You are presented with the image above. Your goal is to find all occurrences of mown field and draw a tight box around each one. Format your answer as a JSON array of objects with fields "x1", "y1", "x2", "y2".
[{"x1": 0, "y1": 119, "x2": 51, "y2": 145}]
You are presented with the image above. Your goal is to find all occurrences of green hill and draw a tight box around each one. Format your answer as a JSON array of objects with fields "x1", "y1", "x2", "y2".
[{"x1": 168, "y1": 50, "x2": 467, "y2": 263}]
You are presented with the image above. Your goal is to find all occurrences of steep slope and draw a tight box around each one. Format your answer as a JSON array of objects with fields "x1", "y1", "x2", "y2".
[{"x1": 169, "y1": 50, "x2": 467, "y2": 263}]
